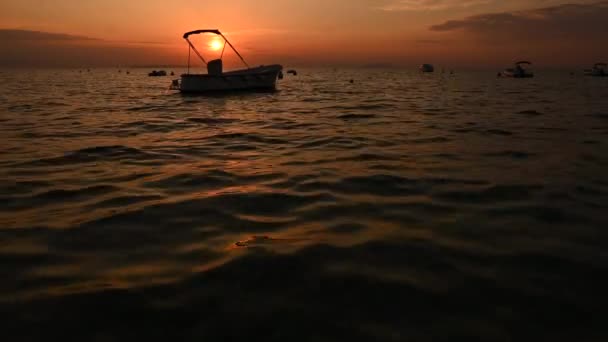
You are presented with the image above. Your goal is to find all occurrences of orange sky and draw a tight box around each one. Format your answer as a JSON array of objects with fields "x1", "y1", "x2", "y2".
[{"x1": 1, "y1": 0, "x2": 607, "y2": 67}]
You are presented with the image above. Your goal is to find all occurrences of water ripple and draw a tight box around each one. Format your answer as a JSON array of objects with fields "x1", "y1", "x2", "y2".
[{"x1": 1, "y1": 68, "x2": 608, "y2": 340}]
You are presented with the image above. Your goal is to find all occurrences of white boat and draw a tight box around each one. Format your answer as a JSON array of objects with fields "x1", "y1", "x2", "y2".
[
  {"x1": 419, "y1": 64, "x2": 434, "y2": 73},
  {"x1": 171, "y1": 29, "x2": 283, "y2": 93},
  {"x1": 500, "y1": 61, "x2": 534, "y2": 78},
  {"x1": 584, "y1": 63, "x2": 607, "y2": 77}
]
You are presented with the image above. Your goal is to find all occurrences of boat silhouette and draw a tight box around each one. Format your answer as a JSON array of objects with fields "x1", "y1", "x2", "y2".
[
  {"x1": 500, "y1": 61, "x2": 534, "y2": 78},
  {"x1": 171, "y1": 29, "x2": 283, "y2": 93}
]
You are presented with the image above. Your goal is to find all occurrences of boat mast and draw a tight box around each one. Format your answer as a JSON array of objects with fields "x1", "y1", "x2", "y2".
[
  {"x1": 185, "y1": 38, "x2": 208, "y2": 66},
  {"x1": 182, "y1": 29, "x2": 250, "y2": 70},
  {"x1": 220, "y1": 34, "x2": 250, "y2": 69}
]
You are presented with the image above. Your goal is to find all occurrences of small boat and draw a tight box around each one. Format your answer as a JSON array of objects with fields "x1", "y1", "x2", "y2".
[
  {"x1": 500, "y1": 61, "x2": 534, "y2": 78},
  {"x1": 419, "y1": 64, "x2": 434, "y2": 73},
  {"x1": 149, "y1": 70, "x2": 167, "y2": 77},
  {"x1": 171, "y1": 29, "x2": 283, "y2": 93},
  {"x1": 584, "y1": 63, "x2": 607, "y2": 77}
]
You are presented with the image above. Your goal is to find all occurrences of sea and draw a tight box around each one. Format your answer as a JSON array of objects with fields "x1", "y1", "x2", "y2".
[{"x1": 1, "y1": 68, "x2": 607, "y2": 341}]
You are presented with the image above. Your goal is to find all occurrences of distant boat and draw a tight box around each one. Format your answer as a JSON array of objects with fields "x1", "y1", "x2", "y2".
[
  {"x1": 149, "y1": 70, "x2": 167, "y2": 77},
  {"x1": 500, "y1": 61, "x2": 534, "y2": 78},
  {"x1": 171, "y1": 29, "x2": 283, "y2": 93},
  {"x1": 584, "y1": 63, "x2": 607, "y2": 77},
  {"x1": 419, "y1": 64, "x2": 434, "y2": 73}
]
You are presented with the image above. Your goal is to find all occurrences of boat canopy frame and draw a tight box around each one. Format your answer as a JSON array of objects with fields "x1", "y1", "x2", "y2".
[{"x1": 183, "y1": 29, "x2": 250, "y2": 74}]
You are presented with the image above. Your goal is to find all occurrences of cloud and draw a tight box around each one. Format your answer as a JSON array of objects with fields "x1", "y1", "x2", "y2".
[
  {"x1": 0, "y1": 29, "x2": 296, "y2": 67},
  {"x1": 414, "y1": 38, "x2": 451, "y2": 45},
  {"x1": 429, "y1": 1, "x2": 608, "y2": 40},
  {"x1": 0, "y1": 29, "x2": 98, "y2": 42},
  {"x1": 423, "y1": 1, "x2": 608, "y2": 66},
  {"x1": 0, "y1": 29, "x2": 181, "y2": 67},
  {"x1": 224, "y1": 28, "x2": 293, "y2": 37},
  {"x1": 0, "y1": 29, "x2": 171, "y2": 46},
  {"x1": 380, "y1": 0, "x2": 491, "y2": 11}
]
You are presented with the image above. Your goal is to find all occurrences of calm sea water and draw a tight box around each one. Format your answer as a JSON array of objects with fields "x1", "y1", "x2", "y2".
[{"x1": 1, "y1": 68, "x2": 608, "y2": 340}]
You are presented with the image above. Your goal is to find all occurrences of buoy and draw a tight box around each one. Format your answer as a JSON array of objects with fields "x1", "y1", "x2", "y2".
[{"x1": 349, "y1": 79, "x2": 354, "y2": 83}]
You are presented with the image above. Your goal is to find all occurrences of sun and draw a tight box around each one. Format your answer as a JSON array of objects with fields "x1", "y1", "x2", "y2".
[{"x1": 209, "y1": 39, "x2": 223, "y2": 51}]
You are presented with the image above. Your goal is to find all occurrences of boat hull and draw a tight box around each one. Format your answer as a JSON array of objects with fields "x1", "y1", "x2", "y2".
[
  {"x1": 419, "y1": 64, "x2": 434, "y2": 73},
  {"x1": 584, "y1": 69, "x2": 607, "y2": 77},
  {"x1": 149, "y1": 71, "x2": 167, "y2": 77},
  {"x1": 178, "y1": 65, "x2": 283, "y2": 93},
  {"x1": 501, "y1": 70, "x2": 534, "y2": 78}
]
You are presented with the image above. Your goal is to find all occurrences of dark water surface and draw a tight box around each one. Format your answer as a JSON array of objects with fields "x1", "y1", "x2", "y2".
[{"x1": 1, "y1": 68, "x2": 608, "y2": 340}]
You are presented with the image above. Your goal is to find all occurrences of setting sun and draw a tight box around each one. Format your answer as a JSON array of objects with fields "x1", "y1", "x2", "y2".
[{"x1": 209, "y1": 39, "x2": 223, "y2": 51}]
